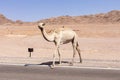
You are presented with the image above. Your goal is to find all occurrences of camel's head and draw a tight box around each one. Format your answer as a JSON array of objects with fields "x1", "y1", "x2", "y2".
[{"x1": 38, "y1": 23, "x2": 45, "y2": 29}]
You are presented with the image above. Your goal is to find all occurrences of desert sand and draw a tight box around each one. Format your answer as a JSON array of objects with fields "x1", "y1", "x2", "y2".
[
  {"x1": 0, "y1": 10, "x2": 120, "y2": 68},
  {"x1": 0, "y1": 24, "x2": 120, "y2": 68}
]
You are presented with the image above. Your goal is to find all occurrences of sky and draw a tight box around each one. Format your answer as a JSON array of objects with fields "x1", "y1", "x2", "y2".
[{"x1": 0, "y1": 0, "x2": 120, "y2": 22}]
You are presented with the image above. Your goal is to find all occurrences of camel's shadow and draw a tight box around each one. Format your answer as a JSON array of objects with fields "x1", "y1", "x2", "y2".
[{"x1": 24, "y1": 61, "x2": 69, "y2": 67}]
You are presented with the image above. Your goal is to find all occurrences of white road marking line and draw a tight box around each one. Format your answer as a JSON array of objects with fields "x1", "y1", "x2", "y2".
[
  {"x1": 0, "y1": 63, "x2": 120, "y2": 70},
  {"x1": 56, "y1": 66, "x2": 120, "y2": 70}
]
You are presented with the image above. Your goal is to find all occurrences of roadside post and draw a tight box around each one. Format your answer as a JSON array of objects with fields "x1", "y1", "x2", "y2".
[{"x1": 28, "y1": 48, "x2": 34, "y2": 57}]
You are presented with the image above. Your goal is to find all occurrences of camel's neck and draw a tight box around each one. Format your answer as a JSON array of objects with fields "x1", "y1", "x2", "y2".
[{"x1": 39, "y1": 27, "x2": 55, "y2": 42}]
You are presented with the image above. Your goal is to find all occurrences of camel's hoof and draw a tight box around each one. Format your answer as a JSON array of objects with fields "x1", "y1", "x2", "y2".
[
  {"x1": 58, "y1": 63, "x2": 62, "y2": 65},
  {"x1": 80, "y1": 60, "x2": 82, "y2": 63},
  {"x1": 69, "y1": 62, "x2": 74, "y2": 66},
  {"x1": 50, "y1": 65, "x2": 55, "y2": 69}
]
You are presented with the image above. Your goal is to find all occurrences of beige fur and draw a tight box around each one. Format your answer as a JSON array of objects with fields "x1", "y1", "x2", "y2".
[{"x1": 38, "y1": 23, "x2": 82, "y2": 68}]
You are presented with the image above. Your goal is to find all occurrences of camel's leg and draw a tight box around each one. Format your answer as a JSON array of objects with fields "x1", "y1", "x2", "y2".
[
  {"x1": 52, "y1": 45, "x2": 61, "y2": 68},
  {"x1": 71, "y1": 43, "x2": 76, "y2": 66},
  {"x1": 57, "y1": 47, "x2": 61, "y2": 65},
  {"x1": 76, "y1": 42, "x2": 82, "y2": 63},
  {"x1": 52, "y1": 46, "x2": 58, "y2": 68}
]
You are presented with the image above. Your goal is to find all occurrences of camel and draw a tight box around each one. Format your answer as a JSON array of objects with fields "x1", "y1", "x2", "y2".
[{"x1": 38, "y1": 23, "x2": 82, "y2": 68}]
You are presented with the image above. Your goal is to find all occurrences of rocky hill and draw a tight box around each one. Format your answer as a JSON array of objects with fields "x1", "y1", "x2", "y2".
[
  {"x1": 0, "y1": 14, "x2": 14, "y2": 25},
  {"x1": 0, "y1": 10, "x2": 120, "y2": 25},
  {"x1": 39, "y1": 10, "x2": 120, "y2": 24},
  {"x1": 0, "y1": 14, "x2": 34, "y2": 25}
]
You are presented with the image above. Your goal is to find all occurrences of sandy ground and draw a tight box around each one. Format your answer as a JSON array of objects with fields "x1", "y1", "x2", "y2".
[
  {"x1": 0, "y1": 35, "x2": 120, "y2": 68},
  {"x1": 0, "y1": 24, "x2": 120, "y2": 68}
]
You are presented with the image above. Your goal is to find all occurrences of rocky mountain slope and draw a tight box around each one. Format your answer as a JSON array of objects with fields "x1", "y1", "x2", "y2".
[
  {"x1": 0, "y1": 14, "x2": 13, "y2": 25},
  {"x1": 0, "y1": 10, "x2": 120, "y2": 25},
  {"x1": 39, "y1": 10, "x2": 120, "y2": 24}
]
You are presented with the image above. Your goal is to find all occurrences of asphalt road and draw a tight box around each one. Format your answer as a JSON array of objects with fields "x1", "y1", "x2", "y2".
[{"x1": 0, "y1": 65, "x2": 120, "y2": 80}]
